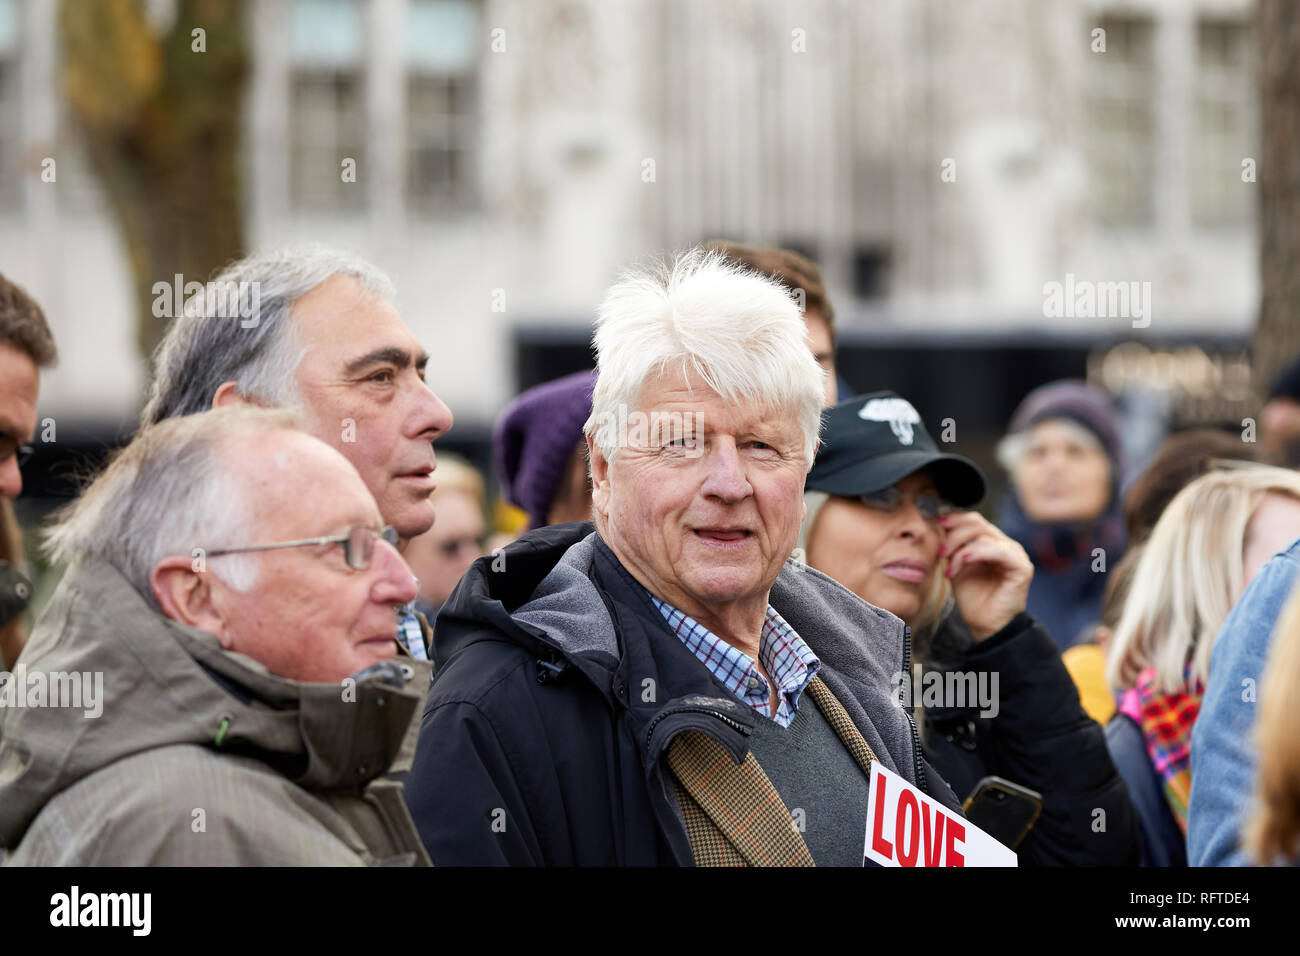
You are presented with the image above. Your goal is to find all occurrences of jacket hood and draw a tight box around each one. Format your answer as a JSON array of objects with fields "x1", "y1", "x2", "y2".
[
  {"x1": 437, "y1": 521, "x2": 927, "y2": 782},
  {"x1": 435, "y1": 521, "x2": 621, "y2": 684},
  {"x1": 0, "y1": 558, "x2": 423, "y2": 848}
]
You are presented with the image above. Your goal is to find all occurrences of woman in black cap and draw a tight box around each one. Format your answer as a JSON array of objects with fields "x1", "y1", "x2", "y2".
[{"x1": 797, "y1": 392, "x2": 1137, "y2": 866}]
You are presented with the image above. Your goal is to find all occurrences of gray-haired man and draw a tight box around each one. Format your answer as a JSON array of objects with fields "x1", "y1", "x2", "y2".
[
  {"x1": 0, "y1": 406, "x2": 430, "y2": 865},
  {"x1": 143, "y1": 246, "x2": 453, "y2": 661}
]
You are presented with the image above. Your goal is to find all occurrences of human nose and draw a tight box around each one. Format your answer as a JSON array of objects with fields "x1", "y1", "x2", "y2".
[
  {"x1": 699, "y1": 440, "x2": 751, "y2": 503},
  {"x1": 895, "y1": 495, "x2": 932, "y2": 538},
  {"x1": 371, "y1": 538, "x2": 419, "y2": 606},
  {"x1": 409, "y1": 382, "x2": 454, "y2": 442},
  {"x1": 1044, "y1": 448, "x2": 1072, "y2": 474},
  {"x1": 0, "y1": 456, "x2": 21, "y2": 499}
]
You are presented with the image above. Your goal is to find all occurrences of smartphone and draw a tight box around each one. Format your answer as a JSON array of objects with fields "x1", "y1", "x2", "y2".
[{"x1": 962, "y1": 776, "x2": 1043, "y2": 850}]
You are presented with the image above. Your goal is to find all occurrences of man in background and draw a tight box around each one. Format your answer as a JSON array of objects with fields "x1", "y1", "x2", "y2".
[
  {"x1": 0, "y1": 274, "x2": 58, "y2": 668},
  {"x1": 143, "y1": 245, "x2": 454, "y2": 661},
  {"x1": 705, "y1": 241, "x2": 843, "y2": 407}
]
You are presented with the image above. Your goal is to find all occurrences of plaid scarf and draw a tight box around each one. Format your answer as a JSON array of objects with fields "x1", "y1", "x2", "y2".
[
  {"x1": 665, "y1": 675, "x2": 876, "y2": 866},
  {"x1": 1118, "y1": 665, "x2": 1204, "y2": 834}
]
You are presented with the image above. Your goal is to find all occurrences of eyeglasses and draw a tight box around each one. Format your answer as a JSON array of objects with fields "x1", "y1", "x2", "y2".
[
  {"x1": 858, "y1": 488, "x2": 956, "y2": 522},
  {"x1": 205, "y1": 525, "x2": 399, "y2": 570},
  {"x1": 0, "y1": 432, "x2": 33, "y2": 468}
]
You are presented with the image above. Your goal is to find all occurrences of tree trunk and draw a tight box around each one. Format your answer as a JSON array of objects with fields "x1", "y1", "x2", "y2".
[
  {"x1": 59, "y1": 0, "x2": 248, "y2": 366},
  {"x1": 1254, "y1": 0, "x2": 1300, "y2": 399}
]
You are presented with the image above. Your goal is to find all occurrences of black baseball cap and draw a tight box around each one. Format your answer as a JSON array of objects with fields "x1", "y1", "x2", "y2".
[{"x1": 806, "y1": 392, "x2": 987, "y2": 507}]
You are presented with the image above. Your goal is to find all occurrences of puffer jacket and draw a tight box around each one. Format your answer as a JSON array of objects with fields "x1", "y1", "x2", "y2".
[
  {"x1": 916, "y1": 609, "x2": 1139, "y2": 865},
  {"x1": 0, "y1": 558, "x2": 431, "y2": 866},
  {"x1": 404, "y1": 522, "x2": 962, "y2": 866}
]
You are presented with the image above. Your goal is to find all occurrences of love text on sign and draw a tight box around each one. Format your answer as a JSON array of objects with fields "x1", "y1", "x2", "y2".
[{"x1": 864, "y1": 762, "x2": 1016, "y2": 867}]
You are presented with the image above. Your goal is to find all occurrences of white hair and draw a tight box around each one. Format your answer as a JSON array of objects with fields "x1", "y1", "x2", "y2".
[
  {"x1": 44, "y1": 406, "x2": 308, "y2": 606},
  {"x1": 583, "y1": 247, "x2": 825, "y2": 465},
  {"x1": 142, "y1": 244, "x2": 395, "y2": 426},
  {"x1": 996, "y1": 417, "x2": 1103, "y2": 475}
]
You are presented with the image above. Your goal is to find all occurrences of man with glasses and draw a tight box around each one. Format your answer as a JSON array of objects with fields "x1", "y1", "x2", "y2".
[
  {"x1": 0, "y1": 274, "x2": 57, "y2": 670},
  {"x1": 0, "y1": 406, "x2": 431, "y2": 865}
]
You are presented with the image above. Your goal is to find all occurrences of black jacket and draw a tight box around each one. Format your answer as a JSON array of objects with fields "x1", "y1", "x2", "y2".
[
  {"x1": 404, "y1": 522, "x2": 962, "y2": 866},
  {"x1": 1104, "y1": 713, "x2": 1186, "y2": 866},
  {"x1": 918, "y1": 610, "x2": 1139, "y2": 866}
]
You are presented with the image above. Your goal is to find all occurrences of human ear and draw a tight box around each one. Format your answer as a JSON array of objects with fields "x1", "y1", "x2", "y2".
[
  {"x1": 151, "y1": 555, "x2": 233, "y2": 647},
  {"x1": 588, "y1": 435, "x2": 612, "y2": 516}
]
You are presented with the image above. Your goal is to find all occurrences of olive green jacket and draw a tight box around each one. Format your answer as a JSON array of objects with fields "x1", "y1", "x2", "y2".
[{"x1": 0, "y1": 558, "x2": 431, "y2": 866}]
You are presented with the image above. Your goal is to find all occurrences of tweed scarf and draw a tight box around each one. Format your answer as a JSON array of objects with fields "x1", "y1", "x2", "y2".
[{"x1": 665, "y1": 675, "x2": 877, "y2": 866}]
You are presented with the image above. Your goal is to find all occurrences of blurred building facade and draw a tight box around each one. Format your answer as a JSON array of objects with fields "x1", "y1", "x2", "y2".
[{"x1": 0, "y1": 0, "x2": 1259, "y2": 430}]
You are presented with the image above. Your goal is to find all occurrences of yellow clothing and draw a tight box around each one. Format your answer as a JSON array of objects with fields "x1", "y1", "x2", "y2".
[{"x1": 1062, "y1": 642, "x2": 1116, "y2": 725}]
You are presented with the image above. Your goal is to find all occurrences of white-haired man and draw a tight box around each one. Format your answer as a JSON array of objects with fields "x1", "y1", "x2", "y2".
[
  {"x1": 143, "y1": 246, "x2": 453, "y2": 660},
  {"x1": 0, "y1": 407, "x2": 430, "y2": 865},
  {"x1": 405, "y1": 249, "x2": 963, "y2": 866}
]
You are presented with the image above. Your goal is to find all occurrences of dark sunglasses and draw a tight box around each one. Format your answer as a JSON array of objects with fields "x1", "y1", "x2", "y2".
[{"x1": 857, "y1": 488, "x2": 955, "y2": 522}]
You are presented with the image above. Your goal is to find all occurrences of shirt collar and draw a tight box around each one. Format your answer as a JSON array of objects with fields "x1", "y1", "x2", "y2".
[{"x1": 646, "y1": 591, "x2": 820, "y2": 728}]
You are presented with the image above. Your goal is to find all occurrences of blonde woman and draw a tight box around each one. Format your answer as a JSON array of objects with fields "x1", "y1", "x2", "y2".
[{"x1": 1104, "y1": 464, "x2": 1300, "y2": 866}]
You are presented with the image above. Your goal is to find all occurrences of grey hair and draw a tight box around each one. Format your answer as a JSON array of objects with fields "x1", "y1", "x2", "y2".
[
  {"x1": 996, "y1": 417, "x2": 1103, "y2": 475},
  {"x1": 44, "y1": 406, "x2": 308, "y2": 607},
  {"x1": 583, "y1": 247, "x2": 826, "y2": 466},
  {"x1": 141, "y1": 245, "x2": 395, "y2": 426}
]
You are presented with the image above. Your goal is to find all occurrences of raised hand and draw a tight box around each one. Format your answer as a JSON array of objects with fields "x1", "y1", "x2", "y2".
[{"x1": 938, "y1": 511, "x2": 1034, "y2": 642}]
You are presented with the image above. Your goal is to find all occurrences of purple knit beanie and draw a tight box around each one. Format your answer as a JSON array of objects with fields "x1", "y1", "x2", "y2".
[
  {"x1": 494, "y1": 369, "x2": 597, "y2": 529},
  {"x1": 1006, "y1": 380, "x2": 1125, "y2": 475}
]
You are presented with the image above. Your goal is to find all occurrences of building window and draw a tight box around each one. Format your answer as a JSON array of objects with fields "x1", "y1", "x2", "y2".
[
  {"x1": 1191, "y1": 19, "x2": 1255, "y2": 228},
  {"x1": 852, "y1": 245, "x2": 891, "y2": 301},
  {"x1": 405, "y1": 0, "x2": 480, "y2": 214},
  {"x1": 1085, "y1": 15, "x2": 1156, "y2": 227},
  {"x1": 289, "y1": 0, "x2": 366, "y2": 212}
]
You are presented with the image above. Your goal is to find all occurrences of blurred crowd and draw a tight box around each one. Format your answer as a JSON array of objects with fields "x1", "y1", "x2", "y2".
[{"x1": 1, "y1": 241, "x2": 1299, "y2": 867}]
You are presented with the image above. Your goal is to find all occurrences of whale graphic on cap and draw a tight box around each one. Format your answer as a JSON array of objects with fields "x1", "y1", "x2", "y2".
[{"x1": 858, "y1": 397, "x2": 921, "y2": 446}]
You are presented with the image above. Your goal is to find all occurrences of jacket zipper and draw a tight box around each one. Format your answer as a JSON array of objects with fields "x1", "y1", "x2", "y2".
[
  {"x1": 901, "y1": 624, "x2": 929, "y2": 793},
  {"x1": 645, "y1": 705, "x2": 750, "y2": 752}
]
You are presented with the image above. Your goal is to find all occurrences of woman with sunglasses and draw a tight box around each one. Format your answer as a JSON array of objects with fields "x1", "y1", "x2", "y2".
[{"x1": 796, "y1": 393, "x2": 1137, "y2": 865}]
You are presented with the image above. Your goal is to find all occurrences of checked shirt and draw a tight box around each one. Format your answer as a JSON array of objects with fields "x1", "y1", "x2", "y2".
[{"x1": 649, "y1": 593, "x2": 820, "y2": 728}]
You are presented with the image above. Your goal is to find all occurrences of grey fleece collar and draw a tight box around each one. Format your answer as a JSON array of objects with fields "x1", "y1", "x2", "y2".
[{"x1": 512, "y1": 529, "x2": 918, "y2": 779}]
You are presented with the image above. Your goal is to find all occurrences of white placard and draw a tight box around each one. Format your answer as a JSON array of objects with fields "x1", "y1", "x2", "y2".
[{"x1": 864, "y1": 762, "x2": 1017, "y2": 867}]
